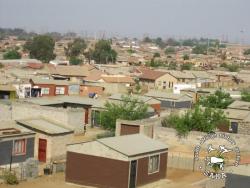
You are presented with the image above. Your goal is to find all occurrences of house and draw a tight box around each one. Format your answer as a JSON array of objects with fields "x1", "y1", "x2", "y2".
[
  {"x1": 0, "y1": 123, "x2": 35, "y2": 167},
  {"x1": 136, "y1": 67, "x2": 167, "y2": 90},
  {"x1": 224, "y1": 101, "x2": 250, "y2": 135},
  {"x1": 30, "y1": 78, "x2": 69, "y2": 97},
  {"x1": 48, "y1": 65, "x2": 97, "y2": 81},
  {"x1": 145, "y1": 90, "x2": 193, "y2": 109},
  {"x1": 108, "y1": 93, "x2": 161, "y2": 115},
  {"x1": 115, "y1": 119, "x2": 157, "y2": 138},
  {"x1": 79, "y1": 85, "x2": 104, "y2": 96},
  {"x1": 0, "y1": 84, "x2": 16, "y2": 100},
  {"x1": 16, "y1": 117, "x2": 74, "y2": 163},
  {"x1": 84, "y1": 74, "x2": 135, "y2": 94},
  {"x1": 66, "y1": 134, "x2": 168, "y2": 188}
]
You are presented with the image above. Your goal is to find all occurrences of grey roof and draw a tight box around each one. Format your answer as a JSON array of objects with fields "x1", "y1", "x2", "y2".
[
  {"x1": 228, "y1": 101, "x2": 250, "y2": 111},
  {"x1": 224, "y1": 109, "x2": 250, "y2": 120},
  {"x1": 31, "y1": 78, "x2": 70, "y2": 85},
  {"x1": 97, "y1": 134, "x2": 168, "y2": 157},
  {"x1": 145, "y1": 90, "x2": 192, "y2": 102},
  {"x1": 108, "y1": 93, "x2": 160, "y2": 104},
  {"x1": 16, "y1": 117, "x2": 73, "y2": 135}
]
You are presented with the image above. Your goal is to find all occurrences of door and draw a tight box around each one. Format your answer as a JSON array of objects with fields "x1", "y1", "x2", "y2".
[
  {"x1": 231, "y1": 122, "x2": 238, "y2": 133},
  {"x1": 129, "y1": 160, "x2": 137, "y2": 188},
  {"x1": 85, "y1": 108, "x2": 89, "y2": 124},
  {"x1": 38, "y1": 139, "x2": 47, "y2": 162}
]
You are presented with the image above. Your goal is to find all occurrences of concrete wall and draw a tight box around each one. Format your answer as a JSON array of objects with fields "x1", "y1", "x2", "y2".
[
  {"x1": 0, "y1": 103, "x2": 12, "y2": 121},
  {"x1": 12, "y1": 102, "x2": 84, "y2": 130}
]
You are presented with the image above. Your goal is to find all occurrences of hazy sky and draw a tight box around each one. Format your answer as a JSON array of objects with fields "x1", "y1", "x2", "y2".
[{"x1": 0, "y1": 0, "x2": 250, "y2": 42}]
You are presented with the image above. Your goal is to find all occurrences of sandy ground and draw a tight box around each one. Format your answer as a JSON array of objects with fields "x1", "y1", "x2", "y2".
[{"x1": 0, "y1": 168, "x2": 206, "y2": 188}]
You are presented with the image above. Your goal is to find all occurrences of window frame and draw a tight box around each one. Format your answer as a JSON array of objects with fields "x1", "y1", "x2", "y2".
[
  {"x1": 12, "y1": 139, "x2": 27, "y2": 156},
  {"x1": 148, "y1": 154, "x2": 160, "y2": 174},
  {"x1": 55, "y1": 87, "x2": 65, "y2": 95},
  {"x1": 41, "y1": 88, "x2": 50, "y2": 95}
]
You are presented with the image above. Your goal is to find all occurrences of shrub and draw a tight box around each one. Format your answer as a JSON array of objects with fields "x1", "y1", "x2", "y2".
[
  {"x1": 96, "y1": 131, "x2": 115, "y2": 139},
  {"x1": 2, "y1": 171, "x2": 19, "y2": 185}
]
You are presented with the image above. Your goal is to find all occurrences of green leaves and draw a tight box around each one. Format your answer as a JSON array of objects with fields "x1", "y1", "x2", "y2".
[
  {"x1": 24, "y1": 35, "x2": 55, "y2": 63},
  {"x1": 199, "y1": 89, "x2": 234, "y2": 109},
  {"x1": 100, "y1": 96, "x2": 148, "y2": 131},
  {"x1": 3, "y1": 49, "x2": 21, "y2": 59},
  {"x1": 92, "y1": 40, "x2": 117, "y2": 64},
  {"x1": 241, "y1": 89, "x2": 250, "y2": 102},
  {"x1": 162, "y1": 105, "x2": 228, "y2": 136}
]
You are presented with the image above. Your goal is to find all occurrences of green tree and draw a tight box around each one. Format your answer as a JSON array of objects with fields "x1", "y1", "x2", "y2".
[
  {"x1": 3, "y1": 49, "x2": 21, "y2": 59},
  {"x1": 243, "y1": 49, "x2": 250, "y2": 55},
  {"x1": 181, "y1": 63, "x2": 192, "y2": 70},
  {"x1": 199, "y1": 89, "x2": 234, "y2": 109},
  {"x1": 226, "y1": 64, "x2": 239, "y2": 72},
  {"x1": 143, "y1": 37, "x2": 152, "y2": 43},
  {"x1": 69, "y1": 56, "x2": 82, "y2": 65},
  {"x1": 24, "y1": 35, "x2": 55, "y2": 63},
  {"x1": 183, "y1": 54, "x2": 190, "y2": 60},
  {"x1": 162, "y1": 105, "x2": 228, "y2": 136},
  {"x1": 153, "y1": 52, "x2": 160, "y2": 58},
  {"x1": 154, "y1": 37, "x2": 166, "y2": 49},
  {"x1": 241, "y1": 89, "x2": 250, "y2": 102},
  {"x1": 92, "y1": 40, "x2": 117, "y2": 64},
  {"x1": 192, "y1": 45, "x2": 207, "y2": 55},
  {"x1": 166, "y1": 38, "x2": 180, "y2": 46},
  {"x1": 64, "y1": 38, "x2": 87, "y2": 58},
  {"x1": 165, "y1": 47, "x2": 176, "y2": 54},
  {"x1": 100, "y1": 96, "x2": 148, "y2": 131},
  {"x1": 168, "y1": 61, "x2": 177, "y2": 70}
]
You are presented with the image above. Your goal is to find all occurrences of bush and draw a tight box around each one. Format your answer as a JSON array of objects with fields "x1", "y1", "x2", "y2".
[
  {"x1": 96, "y1": 131, "x2": 115, "y2": 139},
  {"x1": 2, "y1": 171, "x2": 19, "y2": 185}
]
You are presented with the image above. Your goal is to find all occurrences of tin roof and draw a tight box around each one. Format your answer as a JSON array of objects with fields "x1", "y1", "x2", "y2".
[
  {"x1": 97, "y1": 134, "x2": 168, "y2": 157},
  {"x1": 16, "y1": 117, "x2": 73, "y2": 135}
]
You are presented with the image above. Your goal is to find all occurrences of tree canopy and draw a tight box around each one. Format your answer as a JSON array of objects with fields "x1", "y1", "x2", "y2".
[
  {"x1": 241, "y1": 89, "x2": 250, "y2": 102},
  {"x1": 181, "y1": 63, "x2": 193, "y2": 70},
  {"x1": 192, "y1": 45, "x2": 208, "y2": 55},
  {"x1": 165, "y1": 47, "x2": 176, "y2": 54},
  {"x1": 24, "y1": 35, "x2": 55, "y2": 63},
  {"x1": 92, "y1": 40, "x2": 117, "y2": 64},
  {"x1": 243, "y1": 49, "x2": 250, "y2": 55},
  {"x1": 162, "y1": 105, "x2": 228, "y2": 136},
  {"x1": 99, "y1": 96, "x2": 148, "y2": 131},
  {"x1": 65, "y1": 38, "x2": 87, "y2": 58},
  {"x1": 198, "y1": 89, "x2": 234, "y2": 109},
  {"x1": 3, "y1": 49, "x2": 21, "y2": 59}
]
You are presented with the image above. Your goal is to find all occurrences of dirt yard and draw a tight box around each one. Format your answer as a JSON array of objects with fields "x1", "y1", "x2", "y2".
[{"x1": 0, "y1": 168, "x2": 206, "y2": 188}]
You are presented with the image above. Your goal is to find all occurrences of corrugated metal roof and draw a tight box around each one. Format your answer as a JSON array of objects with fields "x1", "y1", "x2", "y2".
[
  {"x1": 145, "y1": 90, "x2": 192, "y2": 102},
  {"x1": 97, "y1": 134, "x2": 168, "y2": 157},
  {"x1": 228, "y1": 101, "x2": 250, "y2": 111}
]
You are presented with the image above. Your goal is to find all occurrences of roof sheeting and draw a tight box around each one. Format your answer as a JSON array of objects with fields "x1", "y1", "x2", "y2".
[
  {"x1": 31, "y1": 78, "x2": 70, "y2": 85},
  {"x1": 16, "y1": 117, "x2": 73, "y2": 135},
  {"x1": 137, "y1": 68, "x2": 166, "y2": 81},
  {"x1": 145, "y1": 90, "x2": 192, "y2": 102},
  {"x1": 97, "y1": 134, "x2": 168, "y2": 157},
  {"x1": 228, "y1": 101, "x2": 250, "y2": 111}
]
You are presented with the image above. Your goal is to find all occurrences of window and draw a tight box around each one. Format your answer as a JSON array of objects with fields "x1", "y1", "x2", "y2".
[
  {"x1": 148, "y1": 155, "x2": 160, "y2": 174},
  {"x1": 56, "y1": 87, "x2": 65, "y2": 95},
  {"x1": 13, "y1": 139, "x2": 26, "y2": 155},
  {"x1": 41, "y1": 88, "x2": 50, "y2": 95}
]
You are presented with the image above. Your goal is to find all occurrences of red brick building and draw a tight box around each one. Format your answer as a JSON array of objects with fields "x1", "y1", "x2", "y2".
[{"x1": 30, "y1": 78, "x2": 69, "y2": 97}]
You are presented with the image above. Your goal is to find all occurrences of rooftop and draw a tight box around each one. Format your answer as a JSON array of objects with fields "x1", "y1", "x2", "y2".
[
  {"x1": 16, "y1": 117, "x2": 73, "y2": 135},
  {"x1": 228, "y1": 100, "x2": 250, "y2": 111},
  {"x1": 97, "y1": 134, "x2": 168, "y2": 157}
]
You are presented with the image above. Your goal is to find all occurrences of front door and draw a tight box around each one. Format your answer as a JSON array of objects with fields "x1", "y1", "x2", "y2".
[
  {"x1": 85, "y1": 108, "x2": 89, "y2": 124},
  {"x1": 129, "y1": 160, "x2": 137, "y2": 188},
  {"x1": 38, "y1": 139, "x2": 47, "y2": 162}
]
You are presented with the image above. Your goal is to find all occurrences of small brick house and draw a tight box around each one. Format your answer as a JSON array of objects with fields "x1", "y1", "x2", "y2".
[
  {"x1": 30, "y1": 78, "x2": 69, "y2": 97},
  {"x1": 66, "y1": 134, "x2": 168, "y2": 188}
]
